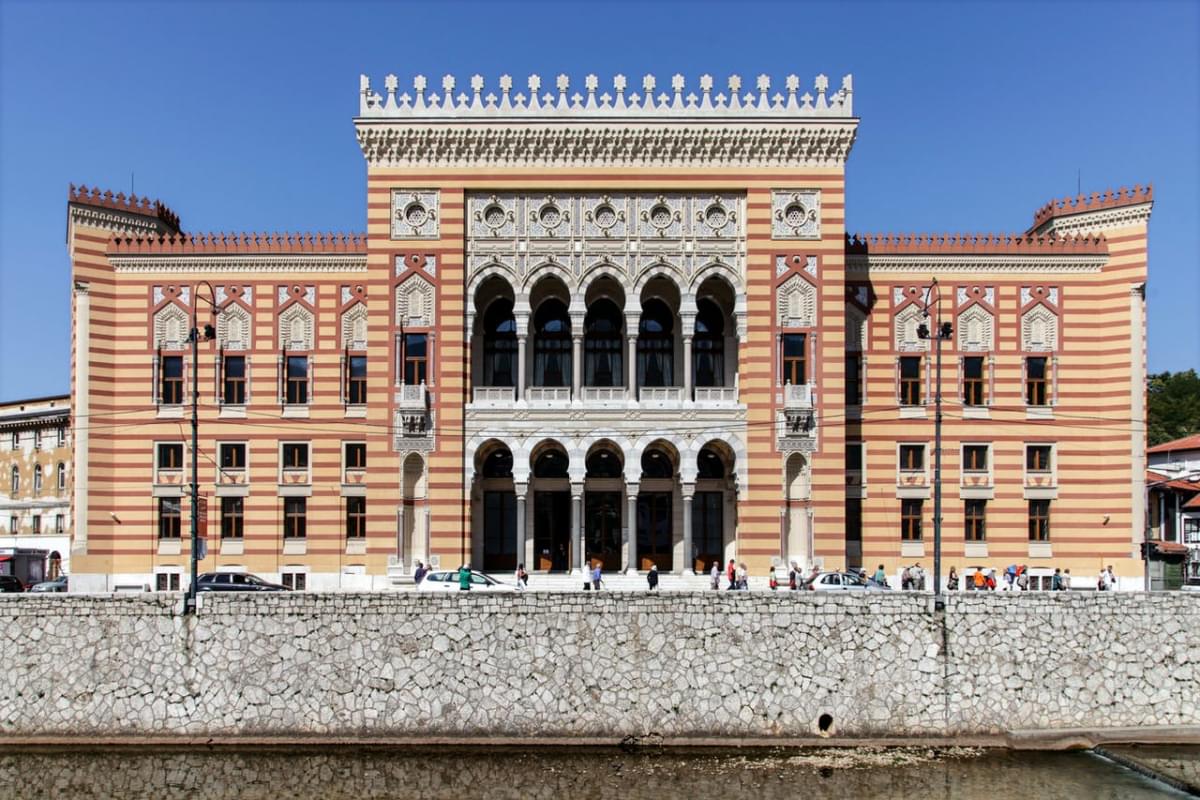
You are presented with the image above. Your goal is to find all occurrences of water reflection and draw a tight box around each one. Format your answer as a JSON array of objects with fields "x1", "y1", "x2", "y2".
[{"x1": 0, "y1": 746, "x2": 1186, "y2": 799}]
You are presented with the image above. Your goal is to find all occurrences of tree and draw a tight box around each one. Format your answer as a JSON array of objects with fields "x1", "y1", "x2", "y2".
[{"x1": 1148, "y1": 369, "x2": 1200, "y2": 447}]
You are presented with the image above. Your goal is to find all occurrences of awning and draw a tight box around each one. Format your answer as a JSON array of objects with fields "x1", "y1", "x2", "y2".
[{"x1": 0, "y1": 555, "x2": 11, "y2": 562}]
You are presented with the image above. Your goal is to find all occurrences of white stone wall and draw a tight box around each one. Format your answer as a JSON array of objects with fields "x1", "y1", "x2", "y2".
[{"x1": 0, "y1": 593, "x2": 1195, "y2": 739}]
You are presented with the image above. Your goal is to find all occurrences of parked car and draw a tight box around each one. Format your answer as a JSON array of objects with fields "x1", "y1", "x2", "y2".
[
  {"x1": 29, "y1": 576, "x2": 68, "y2": 593},
  {"x1": 0, "y1": 574, "x2": 26, "y2": 593},
  {"x1": 193, "y1": 572, "x2": 288, "y2": 592},
  {"x1": 416, "y1": 570, "x2": 515, "y2": 593},
  {"x1": 806, "y1": 571, "x2": 890, "y2": 592}
]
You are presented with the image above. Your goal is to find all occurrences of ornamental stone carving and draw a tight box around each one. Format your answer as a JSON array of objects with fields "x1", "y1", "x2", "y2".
[
  {"x1": 153, "y1": 305, "x2": 189, "y2": 350},
  {"x1": 846, "y1": 306, "x2": 867, "y2": 352},
  {"x1": 957, "y1": 305, "x2": 994, "y2": 352},
  {"x1": 217, "y1": 304, "x2": 252, "y2": 350},
  {"x1": 894, "y1": 305, "x2": 930, "y2": 352},
  {"x1": 772, "y1": 191, "x2": 820, "y2": 239},
  {"x1": 391, "y1": 190, "x2": 439, "y2": 239},
  {"x1": 396, "y1": 274, "x2": 434, "y2": 327},
  {"x1": 1021, "y1": 305, "x2": 1058, "y2": 352},
  {"x1": 776, "y1": 274, "x2": 816, "y2": 328},
  {"x1": 341, "y1": 303, "x2": 368, "y2": 349},
  {"x1": 278, "y1": 304, "x2": 315, "y2": 350}
]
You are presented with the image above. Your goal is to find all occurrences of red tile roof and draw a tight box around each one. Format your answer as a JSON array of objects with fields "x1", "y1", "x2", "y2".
[{"x1": 1148, "y1": 433, "x2": 1200, "y2": 454}]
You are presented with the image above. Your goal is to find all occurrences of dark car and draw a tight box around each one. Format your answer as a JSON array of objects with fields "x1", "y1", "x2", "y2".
[
  {"x1": 193, "y1": 572, "x2": 288, "y2": 592},
  {"x1": 0, "y1": 575, "x2": 26, "y2": 593}
]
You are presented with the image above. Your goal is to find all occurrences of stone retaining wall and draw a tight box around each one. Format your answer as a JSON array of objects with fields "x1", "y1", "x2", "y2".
[{"x1": 0, "y1": 593, "x2": 1195, "y2": 739}]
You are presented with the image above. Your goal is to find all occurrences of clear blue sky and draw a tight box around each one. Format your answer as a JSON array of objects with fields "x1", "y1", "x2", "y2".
[{"x1": 1, "y1": 0, "x2": 1197, "y2": 399}]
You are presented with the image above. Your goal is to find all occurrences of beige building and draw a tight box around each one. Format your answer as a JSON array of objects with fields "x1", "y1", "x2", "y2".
[{"x1": 1, "y1": 395, "x2": 72, "y2": 581}]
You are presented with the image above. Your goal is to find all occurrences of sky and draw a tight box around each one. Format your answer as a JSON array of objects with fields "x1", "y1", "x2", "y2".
[{"x1": 0, "y1": 0, "x2": 1197, "y2": 399}]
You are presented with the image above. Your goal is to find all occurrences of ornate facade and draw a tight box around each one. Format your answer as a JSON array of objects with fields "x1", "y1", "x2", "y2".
[{"x1": 65, "y1": 71, "x2": 1152, "y2": 590}]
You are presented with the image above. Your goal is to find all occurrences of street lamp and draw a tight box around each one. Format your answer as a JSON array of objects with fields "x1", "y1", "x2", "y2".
[
  {"x1": 1143, "y1": 470, "x2": 1200, "y2": 591},
  {"x1": 917, "y1": 278, "x2": 952, "y2": 608},
  {"x1": 185, "y1": 282, "x2": 218, "y2": 613}
]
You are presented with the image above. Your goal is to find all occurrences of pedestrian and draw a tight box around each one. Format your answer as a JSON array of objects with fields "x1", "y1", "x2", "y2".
[
  {"x1": 1106, "y1": 565, "x2": 1117, "y2": 591},
  {"x1": 647, "y1": 563, "x2": 659, "y2": 591},
  {"x1": 1016, "y1": 565, "x2": 1029, "y2": 592},
  {"x1": 768, "y1": 566, "x2": 778, "y2": 591},
  {"x1": 1004, "y1": 564, "x2": 1017, "y2": 590},
  {"x1": 789, "y1": 561, "x2": 799, "y2": 591},
  {"x1": 985, "y1": 569, "x2": 996, "y2": 590},
  {"x1": 591, "y1": 561, "x2": 602, "y2": 591},
  {"x1": 947, "y1": 566, "x2": 959, "y2": 591},
  {"x1": 726, "y1": 559, "x2": 737, "y2": 590},
  {"x1": 807, "y1": 565, "x2": 820, "y2": 588},
  {"x1": 736, "y1": 562, "x2": 749, "y2": 590},
  {"x1": 413, "y1": 560, "x2": 427, "y2": 585},
  {"x1": 1050, "y1": 567, "x2": 1063, "y2": 591},
  {"x1": 458, "y1": 563, "x2": 471, "y2": 591},
  {"x1": 1062, "y1": 568, "x2": 1072, "y2": 590},
  {"x1": 901, "y1": 565, "x2": 912, "y2": 591},
  {"x1": 873, "y1": 564, "x2": 887, "y2": 587},
  {"x1": 913, "y1": 562, "x2": 926, "y2": 591},
  {"x1": 972, "y1": 569, "x2": 985, "y2": 591},
  {"x1": 515, "y1": 562, "x2": 529, "y2": 591},
  {"x1": 710, "y1": 561, "x2": 720, "y2": 591}
]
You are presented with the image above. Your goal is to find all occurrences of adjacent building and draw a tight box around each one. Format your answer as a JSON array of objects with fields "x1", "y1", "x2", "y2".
[
  {"x1": 64, "y1": 70, "x2": 1153, "y2": 591},
  {"x1": 1148, "y1": 433, "x2": 1200, "y2": 585},
  {"x1": 0, "y1": 395, "x2": 72, "y2": 582}
]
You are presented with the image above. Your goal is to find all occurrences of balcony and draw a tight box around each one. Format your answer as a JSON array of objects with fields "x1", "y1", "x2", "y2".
[
  {"x1": 693, "y1": 379, "x2": 738, "y2": 405},
  {"x1": 778, "y1": 382, "x2": 816, "y2": 452},
  {"x1": 639, "y1": 387, "x2": 685, "y2": 405},
  {"x1": 526, "y1": 387, "x2": 571, "y2": 405},
  {"x1": 783, "y1": 382, "x2": 813, "y2": 410},
  {"x1": 580, "y1": 386, "x2": 627, "y2": 405},
  {"x1": 472, "y1": 386, "x2": 516, "y2": 406}
]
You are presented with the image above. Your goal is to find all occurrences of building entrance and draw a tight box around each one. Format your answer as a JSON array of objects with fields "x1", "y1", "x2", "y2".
[
  {"x1": 637, "y1": 492, "x2": 672, "y2": 571},
  {"x1": 534, "y1": 491, "x2": 571, "y2": 571},
  {"x1": 482, "y1": 491, "x2": 517, "y2": 572},
  {"x1": 585, "y1": 492, "x2": 622, "y2": 571}
]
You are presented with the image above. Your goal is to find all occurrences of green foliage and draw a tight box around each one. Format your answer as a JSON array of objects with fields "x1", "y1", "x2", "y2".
[{"x1": 1148, "y1": 369, "x2": 1200, "y2": 447}]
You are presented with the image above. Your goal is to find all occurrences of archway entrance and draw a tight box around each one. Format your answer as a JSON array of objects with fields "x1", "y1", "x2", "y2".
[
  {"x1": 637, "y1": 493, "x2": 672, "y2": 571},
  {"x1": 584, "y1": 445, "x2": 623, "y2": 571},
  {"x1": 479, "y1": 446, "x2": 517, "y2": 572},
  {"x1": 531, "y1": 446, "x2": 571, "y2": 571}
]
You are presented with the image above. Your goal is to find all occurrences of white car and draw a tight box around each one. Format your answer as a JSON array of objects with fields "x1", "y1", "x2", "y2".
[
  {"x1": 416, "y1": 569, "x2": 515, "y2": 592},
  {"x1": 807, "y1": 571, "x2": 890, "y2": 592}
]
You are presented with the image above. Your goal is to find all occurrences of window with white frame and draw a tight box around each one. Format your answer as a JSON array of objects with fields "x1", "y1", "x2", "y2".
[
  {"x1": 962, "y1": 444, "x2": 989, "y2": 473},
  {"x1": 155, "y1": 571, "x2": 181, "y2": 591},
  {"x1": 281, "y1": 569, "x2": 307, "y2": 591},
  {"x1": 1184, "y1": 517, "x2": 1200, "y2": 544}
]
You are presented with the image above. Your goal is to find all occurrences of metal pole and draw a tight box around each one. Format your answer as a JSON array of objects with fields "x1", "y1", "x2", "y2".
[
  {"x1": 933, "y1": 327, "x2": 943, "y2": 601},
  {"x1": 1144, "y1": 480, "x2": 1151, "y2": 592},
  {"x1": 187, "y1": 315, "x2": 199, "y2": 612}
]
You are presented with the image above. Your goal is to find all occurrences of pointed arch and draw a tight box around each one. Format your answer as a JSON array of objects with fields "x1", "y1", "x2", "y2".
[
  {"x1": 341, "y1": 302, "x2": 369, "y2": 349},
  {"x1": 1022, "y1": 304, "x2": 1058, "y2": 352},
  {"x1": 395, "y1": 274, "x2": 434, "y2": 328},
  {"x1": 777, "y1": 273, "x2": 816, "y2": 328},
  {"x1": 154, "y1": 304, "x2": 190, "y2": 350},
  {"x1": 893, "y1": 305, "x2": 929, "y2": 352},
  {"x1": 217, "y1": 303, "x2": 252, "y2": 350},
  {"x1": 957, "y1": 304, "x2": 994, "y2": 352},
  {"x1": 846, "y1": 304, "x2": 867, "y2": 352},
  {"x1": 278, "y1": 304, "x2": 314, "y2": 350}
]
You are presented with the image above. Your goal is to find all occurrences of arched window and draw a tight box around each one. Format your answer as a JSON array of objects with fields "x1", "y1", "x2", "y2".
[
  {"x1": 640, "y1": 446, "x2": 674, "y2": 479},
  {"x1": 481, "y1": 448, "x2": 513, "y2": 479},
  {"x1": 57, "y1": 462, "x2": 66, "y2": 490},
  {"x1": 584, "y1": 300, "x2": 623, "y2": 387},
  {"x1": 586, "y1": 448, "x2": 622, "y2": 479},
  {"x1": 637, "y1": 299, "x2": 674, "y2": 388},
  {"x1": 10, "y1": 465, "x2": 18, "y2": 494},
  {"x1": 33, "y1": 465, "x2": 42, "y2": 494},
  {"x1": 694, "y1": 299, "x2": 725, "y2": 387},
  {"x1": 482, "y1": 299, "x2": 517, "y2": 387},
  {"x1": 532, "y1": 300, "x2": 571, "y2": 387},
  {"x1": 697, "y1": 446, "x2": 727, "y2": 480},
  {"x1": 533, "y1": 449, "x2": 569, "y2": 479}
]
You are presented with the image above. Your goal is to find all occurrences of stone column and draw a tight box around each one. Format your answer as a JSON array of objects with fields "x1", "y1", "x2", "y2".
[
  {"x1": 396, "y1": 505, "x2": 406, "y2": 564},
  {"x1": 571, "y1": 487, "x2": 584, "y2": 573},
  {"x1": 682, "y1": 483, "x2": 695, "y2": 574},
  {"x1": 515, "y1": 485, "x2": 527, "y2": 571},
  {"x1": 516, "y1": 334, "x2": 527, "y2": 402},
  {"x1": 682, "y1": 335, "x2": 693, "y2": 400},
  {"x1": 626, "y1": 483, "x2": 639, "y2": 573},
  {"x1": 626, "y1": 335, "x2": 638, "y2": 401},
  {"x1": 571, "y1": 335, "x2": 583, "y2": 399}
]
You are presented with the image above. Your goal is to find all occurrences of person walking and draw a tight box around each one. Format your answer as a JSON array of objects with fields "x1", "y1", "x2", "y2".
[
  {"x1": 1016, "y1": 565, "x2": 1029, "y2": 591},
  {"x1": 1062, "y1": 568, "x2": 1072, "y2": 590},
  {"x1": 789, "y1": 561, "x2": 799, "y2": 591},
  {"x1": 873, "y1": 564, "x2": 887, "y2": 587},
  {"x1": 515, "y1": 562, "x2": 529, "y2": 591},
  {"x1": 736, "y1": 562, "x2": 749, "y2": 590},
  {"x1": 413, "y1": 560, "x2": 427, "y2": 585},
  {"x1": 457, "y1": 563, "x2": 471, "y2": 591},
  {"x1": 726, "y1": 559, "x2": 737, "y2": 590},
  {"x1": 647, "y1": 563, "x2": 659, "y2": 591},
  {"x1": 768, "y1": 565, "x2": 779, "y2": 591},
  {"x1": 947, "y1": 566, "x2": 959, "y2": 591},
  {"x1": 591, "y1": 561, "x2": 602, "y2": 591},
  {"x1": 709, "y1": 561, "x2": 720, "y2": 591},
  {"x1": 1050, "y1": 567, "x2": 1063, "y2": 591},
  {"x1": 1106, "y1": 565, "x2": 1117, "y2": 591}
]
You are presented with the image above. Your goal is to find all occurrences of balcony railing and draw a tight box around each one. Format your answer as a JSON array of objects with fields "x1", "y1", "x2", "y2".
[
  {"x1": 526, "y1": 387, "x2": 572, "y2": 404},
  {"x1": 693, "y1": 386, "x2": 738, "y2": 404},
  {"x1": 394, "y1": 383, "x2": 427, "y2": 408},
  {"x1": 472, "y1": 386, "x2": 516, "y2": 405},
  {"x1": 639, "y1": 387, "x2": 685, "y2": 404},
  {"x1": 580, "y1": 386, "x2": 627, "y2": 404},
  {"x1": 783, "y1": 382, "x2": 813, "y2": 409}
]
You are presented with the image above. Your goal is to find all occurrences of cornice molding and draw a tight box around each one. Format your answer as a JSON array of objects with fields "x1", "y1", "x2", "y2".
[
  {"x1": 354, "y1": 121, "x2": 858, "y2": 169},
  {"x1": 109, "y1": 255, "x2": 368, "y2": 273},
  {"x1": 68, "y1": 205, "x2": 164, "y2": 238},
  {"x1": 846, "y1": 255, "x2": 1107, "y2": 274},
  {"x1": 1033, "y1": 202, "x2": 1153, "y2": 236}
]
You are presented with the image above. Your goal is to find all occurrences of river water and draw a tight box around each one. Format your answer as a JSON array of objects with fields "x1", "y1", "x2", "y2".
[{"x1": 0, "y1": 746, "x2": 1191, "y2": 799}]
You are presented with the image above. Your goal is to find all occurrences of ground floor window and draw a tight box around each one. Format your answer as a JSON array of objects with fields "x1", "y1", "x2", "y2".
[
  {"x1": 220, "y1": 497, "x2": 244, "y2": 539},
  {"x1": 585, "y1": 492, "x2": 622, "y2": 571},
  {"x1": 533, "y1": 491, "x2": 570, "y2": 571},
  {"x1": 284, "y1": 497, "x2": 307, "y2": 539},
  {"x1": 692, "y1": 492, "x2": 723, "y2": 574},
  {"x1": 637, "y1": 492, "x2": 672, "y2": 571},
  {"x1": 155, "y1": 572, "x2": 181, "y2": 591},
  {"x1": 845, "y1": 498, "x2": 862, "y2": 569},
  {"x1": 281, "y1": 571, "x2": 307, "y2": 591},
  {"x1": 965, "y1": 499, "x2": 986, "y2": 541},
  {"x1": 346, "y1": 496, "x2": 366, "y2": 539}
]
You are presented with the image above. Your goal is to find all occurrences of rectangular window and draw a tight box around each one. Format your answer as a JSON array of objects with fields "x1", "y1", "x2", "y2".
[
  {"x1": 402, "y1": 334, "x2": 428, "y2": 386},
  {"x1": 344, "y1": 442, "x2": 366, "y2": 469},
  {"x1": 346, "y1": 496, "x2": 366, "y2": 539},
  {"x1": 32, "y1": 515, "x2": 41, "y2": 534},
  {"x1": 1028, "y1": 499, "x2": 1051, "y2": 541},
  {"x1": 346, "y1": 355, "x2": 368, "y2": 404},
  {"x1": 899, "y1": 444, "x2": 924, "y2": 471},
  {"x1": 1184, "y1": 519, "x2": 1200, "y2": 544},
  {"x1": 962, "y1": 356, "x2": 985, "y2": 406},
  {"x1": 284, "y1": 497, "x2": 307, "y2": 539},
  {"x1": 55, "y1": 514, "x2": 64, "y2": 534},
  {"x1": 281, "y1": 571, "x2": 306, "y2": 591},
  {"x1": 33, "y1": 430, "x2": 42, "y2": 450},
  {"x1": 57, "y1": 426, "x2": 66, "y2": 446},
  {"x1": 963, "y1": 444, "x2": 989, "y2": 472},
  {"x1": 57, "y1": 463, "x2": 65, "y2": 490},
  {"x1": 155, "y1": 573, "x2": 181, "y2": 592},
  {"x1": 1026, "y1": 444, "x2": 1053, "y2": 472},
  {"x1": 281, "y1": 443, "x2": 309, "y2": 469},
  {"x1": 781, "y1": 334, "x2": 807, "y2": 385},
  {"x1": 899, "y1": 356, "x2": 922, "y2": 405},
  {"x1": 846, "y1": 442, "x2": 863, "y2": 471},
  {"x1": 220, "y1": 443, "x2": 246, "y2": 470},
  {"x1": 222, "y1": 355, "x2": 246, "y2": 405},
  {"x1": 160, "y1": 355, "x2": 184, "y2": 405},
  {"x1": 158, "y1": 497, "x2": 182, "y2": 539},
  {"x1": 10, "y1": 431, "x2": 18, "y2": 449},
  {"x1": 901, "y1": 499, "x2": 923, "y2": 541},
  {"x1": 8, "y1": 516, "x2": 15, "y2": 534},
  {"x1": 965, "y1": 499, "x2": 986, "y2": 541},
  {"x1": 1026, "y1": 357, "x2": 1049, "y2": 406},
  {"x1": 157, "y1": 443, "x2": 184, "y2": 470},
  {"x1": 220, "y1": 497, "x2": 244, "y2": 539},
  {"x1": 285, "y1": 355, "x2": 309, "y2": 405},
  {"x1": 845, "y1": 354, "x2": 862, "y2": 405}
]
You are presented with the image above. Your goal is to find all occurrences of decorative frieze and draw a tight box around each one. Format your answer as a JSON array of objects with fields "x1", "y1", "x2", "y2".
[
  {"x1": 390, "y1": 190, "x2": 440, "y2": 239},
  {"x1": 772, "y1": 191, "x2": 821, "y2": 239}
]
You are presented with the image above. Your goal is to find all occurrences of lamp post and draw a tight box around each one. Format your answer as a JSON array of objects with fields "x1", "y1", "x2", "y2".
[
  {"x1": 917, "y1": 278, "x2": 952, "y2": 608},
  {"x1": 185, "y1": 282, "x2": 217, "y2": 614}
]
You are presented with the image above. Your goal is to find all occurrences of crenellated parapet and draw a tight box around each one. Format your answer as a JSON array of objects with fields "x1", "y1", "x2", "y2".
[
  {"x1": 107, "y1": 232, "x2": 367, "y2": 255},
  {"x1": 67, "y1": 183, "x2": 182, "y2": 241},
  {"x1": 1028, "y1": 185, "x2": 1153, "y2": 236},
  {"x1": 845, "y1": 231, "x2": 1107, "y2": 256},
  {"x1": 355, "y1": 71, "x2": 858, "y2": 168}
]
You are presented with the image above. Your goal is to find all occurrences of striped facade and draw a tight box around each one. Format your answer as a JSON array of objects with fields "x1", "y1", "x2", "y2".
[{"x1": 64, "y1": 71, "x2": 1151, "y2": 591}]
